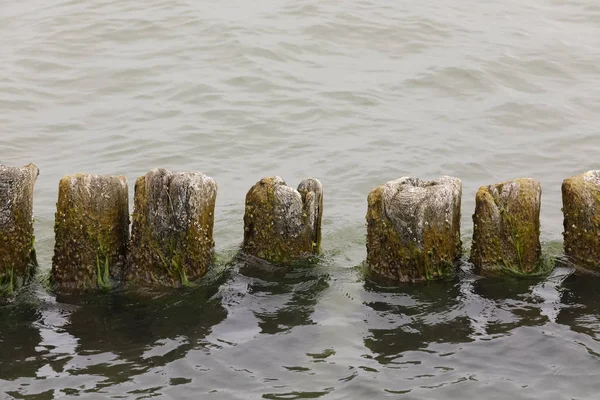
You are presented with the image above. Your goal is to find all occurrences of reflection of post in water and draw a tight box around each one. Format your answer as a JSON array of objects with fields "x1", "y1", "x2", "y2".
[
  {"x1": 466, "y1": 241, "x2": 569, "y2": 335},
  {"x1": 362, "y1": 279, "x2": 474, "y2": 364},
  {"x1": 0, "y1": 293, "x2": 44, "y2": 381},
  {"x1": 470, "y1": 275, "x2": 549, "y2": 335},
  {"x1": 556, "y1": 274, "x2": 600, "y2": 338},
  {"x1": 237, "y1": 254, "x2": 330, "y2": 335},
  {"x1": 62, "y1": 277, "x2": 228, "y2": 366},
  {"x1": 457, "y1": 268, "x2": 567, "y2": 340}
]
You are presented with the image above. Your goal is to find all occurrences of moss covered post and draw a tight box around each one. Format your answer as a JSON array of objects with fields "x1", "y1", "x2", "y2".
[
  {"x1": 0, "y1": 163, "x2": 39, "y2": 296},
  {"x1": 366, "y1": 176, "x2": 462, "y2": 283},
  {"x1": 52, "y1": 174, "x2": 129, "y2": 292},
  {"x1": 562, "y1": 170, "x2": 600, "y2": 273},
  {"x1": 243, "y1": 176, "x2": 323, "y2": 263},
  {"x1": 470, "y1": 178, "x2": 542, "y2": 275},
  {"x1": 128, "y1": 168, "x2": 217, "y2": 287}
]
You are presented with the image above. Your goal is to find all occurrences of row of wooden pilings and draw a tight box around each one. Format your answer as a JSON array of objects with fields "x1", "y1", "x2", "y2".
[{"x1": 1, "y1": 163, "x2": 599, "y2": 295}]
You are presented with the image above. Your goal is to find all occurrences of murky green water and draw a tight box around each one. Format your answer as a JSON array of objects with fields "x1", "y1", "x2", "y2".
[{"x1": 2, "y1": 0, "x2": 600, "y2": 398}]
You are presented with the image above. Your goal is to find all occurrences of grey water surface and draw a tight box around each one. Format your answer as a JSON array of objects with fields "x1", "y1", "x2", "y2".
[{"x1": 2, "y1": 0, "x2": 600, "y2": 398}]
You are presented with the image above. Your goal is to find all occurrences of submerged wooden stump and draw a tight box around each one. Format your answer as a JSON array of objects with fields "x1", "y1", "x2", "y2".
[
  {"x1": 0, "y1": 163, "x2": 39, "y2": 295},
  {"x1": 243, "y1": 176, "x2": 323, "y2": 263},
  {"x1": 562, "y1": 170, "x2": 600, "y2": 273},
  {"x1": 470, "y1": 178, "x2": 542, "y2": 275},
  {"x1": 52, "y1": 174, "x2": 129, "y2": 292},
  {"x1": 366, "y1": 176, "x2": 462, "y2": 283},
  {"x1": 128, "y1": 169, "x2": 217, "y2": 287}
]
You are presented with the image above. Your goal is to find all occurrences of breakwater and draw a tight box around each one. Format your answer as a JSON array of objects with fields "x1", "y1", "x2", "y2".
[{"x1": 1, "y1": 163, "x2": 598, "y2": 296}]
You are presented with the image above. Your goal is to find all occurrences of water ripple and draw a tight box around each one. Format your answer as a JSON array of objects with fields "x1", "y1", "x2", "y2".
[{"x1": 3, "y1": 0, "x2": 600, "y2": 397}]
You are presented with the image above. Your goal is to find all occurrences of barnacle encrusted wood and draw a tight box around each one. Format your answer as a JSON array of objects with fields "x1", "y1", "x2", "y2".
[
  {"x1": 0, "y1": 163, "x2": 39, "y2": 296},
  {"x1": 52, "y1": 173, "x2": 129, "y2": 291},
  {"x1": 128, "y1": 168, "x2": 217, "y2": 287},
  {"x1": 243, "y1": 176, "x2": 323, "y2": 263},
  {"x1": 470, "y1": 178, "x2": 542, "y2": 275},
  {"x1": 366, "y1": 176, "x2": 462, "y2": 283}
]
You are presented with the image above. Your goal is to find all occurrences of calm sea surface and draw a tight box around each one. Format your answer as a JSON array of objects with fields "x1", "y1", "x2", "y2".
[{"x1": 2, "y1": 0, "x2": 600, "y2": 398}]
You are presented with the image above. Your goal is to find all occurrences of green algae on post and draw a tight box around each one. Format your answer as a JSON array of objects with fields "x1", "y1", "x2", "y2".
[
  {"x1": 243, "y1": 176, "x2": 323, "y2": 264},
  {"x1": 51, "y1": 174, "x2": 130, "y2": 292},
  {"x1": 366, "y1": 176, "x2": 462, "y2": 283},
  {"x1": 470, "y1": 178, "x2": 543, "y2": 276},
  {"x1": 562, "y1": 170, "x2": 600, "y2": 273},
  {"x1": 128, "y1": 169, "x2": 217, "y2": 287},
  {"x1": 0, "y1": 163, "x2": 39, "y2": 296}
]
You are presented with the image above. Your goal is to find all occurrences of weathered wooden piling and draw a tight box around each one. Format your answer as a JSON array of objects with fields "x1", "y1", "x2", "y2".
[
  {"x1": 470, "y1": 178, "x2": 542, "y2": 275},
  {"x1": 366, "y1": 176, "x2": 462, "y2": 283},
  {"x1": 243, "y1": 176, "x2": 323, "y2": 263},
  {"x1": 128, "y1": 169, "x2": 217, "y2": 287},
  {"x1": 0, "y1": 163, "x2": 39, "y2": 295},
  {"x1": 51, "y1": 174, "x2": 129, "y2": 292},
  {"x1": 562, "y1": 170, "x2": 600, "y2": 272}
]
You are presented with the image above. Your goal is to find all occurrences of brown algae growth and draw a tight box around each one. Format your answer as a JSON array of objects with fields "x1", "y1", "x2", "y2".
[
  {"x1": 0, "y1": 163, "x2": 39, "y2": 296},
  {"x1": 51, "y1": 174, "x2": 130, "y2": 292},
  {"x1": 366, "y1": 176, "x2": 462, "y2": 283},
  {"x1": 470, "y1": 178, "x2": 545, "y2": 276},
  {"x1": 243, "y1": 176, "x2": 323, "y2": 264},
  {"x1": 128, "y1": 169, "x2": 217, "y2": 287}
]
